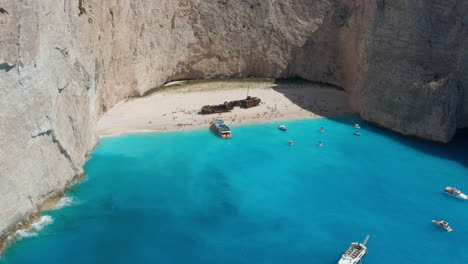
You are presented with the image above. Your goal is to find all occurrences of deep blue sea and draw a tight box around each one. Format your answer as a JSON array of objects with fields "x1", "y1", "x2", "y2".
[{"x1": 2, "y1": 116, "x2": 468, "y2": 264}]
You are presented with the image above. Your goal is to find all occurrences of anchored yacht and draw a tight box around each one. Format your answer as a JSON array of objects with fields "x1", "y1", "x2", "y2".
[
  {"x1": 444, "y1": 187, "x2": 468, "y2": 200},
  {"x1": 432, "y1": 220, "x2": 453, "y2": 232},
  {"x1": 338, "y1": 235, "x2": 369, "y2": 264}
]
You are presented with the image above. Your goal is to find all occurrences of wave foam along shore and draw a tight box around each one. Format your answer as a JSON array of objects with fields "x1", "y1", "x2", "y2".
[
  {"x1": 3, "y1": 196, "x2": 77, "y2": 250},
  {"x1": 50, "y1": 197, "x2": 76, "y2": 211},
  {"x1": 8, "y1": 216, "x2": 54, "y2": 241}
]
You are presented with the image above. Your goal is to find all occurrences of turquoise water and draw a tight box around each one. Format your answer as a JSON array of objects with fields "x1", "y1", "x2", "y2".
[{"x1": 2, "y1": 116, "x2": 468, "y2": 264}]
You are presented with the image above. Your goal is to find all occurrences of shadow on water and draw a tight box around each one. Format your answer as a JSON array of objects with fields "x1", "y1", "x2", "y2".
[
  {"x1": 270, "y1": 78, "x2": 468, "y2": 169},
  {"x1": 265, "y1": 0, "x2": 468, "y2": 170},
  {"x1": 336, "y1": 116, "x2": 468, "y2": 169},
  {"x1": 409, "y1": 129, "x2": 468, "y2": 168}
]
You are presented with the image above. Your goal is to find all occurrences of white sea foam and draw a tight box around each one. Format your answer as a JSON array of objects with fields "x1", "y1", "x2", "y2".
[
  {"x1": 30, "y1": 215, "x2": 54, "y2": 231},
  {"x1": 9, "y1": 215, "x2": 54, "y2": 242},
  {"x1": 50, "y1": 196, "x2": 76, "y2": 210},
  {"x1": 14, "y1": 230, "x2": 38, "y2": 239},
  {"x1": 71, "y1": 175, "x2": 88, "y2": 187}
]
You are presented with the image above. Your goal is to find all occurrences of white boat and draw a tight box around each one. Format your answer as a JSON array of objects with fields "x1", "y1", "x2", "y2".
[
  {"x1": 354, "y1": 124, "x2": 361, "y2": 129},
  {"x1": 279, "y1": 125, "x2": 287, "y2": 131},
  {"x1": 444, "y1": 187, "x2": 468, "y2": 200},
  {"x1": 338, "y1": 235, "x2": 369, "y2": 264},
  {"x1": 211, "y1": 120, "x2": 232, "y2": 139},
  {"x1": 432, "y1": 220, "x2": 453, "y2": 232}
]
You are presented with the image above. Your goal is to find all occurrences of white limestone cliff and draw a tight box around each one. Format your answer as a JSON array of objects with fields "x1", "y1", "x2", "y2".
[{"x1": 0, "y1": 0, "x2": 467, "y2": 242}]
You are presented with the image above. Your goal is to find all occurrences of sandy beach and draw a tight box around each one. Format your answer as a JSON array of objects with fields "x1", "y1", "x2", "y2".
[{"x1": 97, "y1": 80, "x2": 353, "y2": 136}]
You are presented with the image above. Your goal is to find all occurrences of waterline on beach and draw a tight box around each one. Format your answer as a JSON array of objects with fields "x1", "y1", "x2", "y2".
[
  {"x1": 97, "y1": 80, "x2": 352, "y2": 136},
  {"x1": 98, "y1": 115, "x2": 340, "y2": 137}
]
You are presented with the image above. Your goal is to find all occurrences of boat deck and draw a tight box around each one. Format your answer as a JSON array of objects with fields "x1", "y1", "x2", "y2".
[
  {"x1": 216, "y1": 123, "x2": 231, "y2": 132},
  {"x1": 344, "y1": 245, "x2": 365, "y2": 259}
]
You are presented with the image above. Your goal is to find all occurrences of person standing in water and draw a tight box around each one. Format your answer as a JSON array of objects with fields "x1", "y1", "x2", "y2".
[{"x1": 320, "y1": 127, "x2": 324, "y2": 132}]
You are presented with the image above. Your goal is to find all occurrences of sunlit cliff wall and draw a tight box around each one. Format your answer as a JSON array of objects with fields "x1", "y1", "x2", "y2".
[{"x1": 0, "y1": 0, "x2": 466, "y2": 240}]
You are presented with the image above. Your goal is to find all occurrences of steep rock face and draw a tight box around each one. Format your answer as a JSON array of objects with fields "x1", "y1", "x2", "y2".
[
  {"x1": 0, "y1": 0, "x2": 98, "y2": 240},
  {"x1": 0, "y1": 0, "x2": 467, "y2": 240},
  {"x1": 93, "y1": 0, "x2": 340, "y2": 112},
  {"x1": 359, "y1": 0, "x2": 468, "y2": 142}
]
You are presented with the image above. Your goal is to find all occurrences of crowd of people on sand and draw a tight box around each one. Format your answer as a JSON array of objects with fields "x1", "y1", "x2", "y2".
[{"x1": 282, "y1": 123, "x2": 362, "y2": 147}]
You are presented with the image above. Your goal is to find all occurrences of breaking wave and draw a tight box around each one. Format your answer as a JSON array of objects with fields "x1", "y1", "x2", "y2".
[
  {"x1": 50, "y1": 197, "x2": 76, "y2": 210},
  {"x1": 30, "y1": 215, "x2": 54, "y2": 231},
  {"x1": 70, "y1": 175, "x2": 88, "y2": 187},
  {"x1": 14, "y1": 230, "x2": 38, "y2": 239},
  {"x1": 9, "y1": 215, "x2": 54, "y2": 241}
]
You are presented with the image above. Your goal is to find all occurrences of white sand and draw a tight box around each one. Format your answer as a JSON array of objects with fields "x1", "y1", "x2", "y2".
[{"x1": 97, "y1": 80, "x2": 353, "y2": 136}]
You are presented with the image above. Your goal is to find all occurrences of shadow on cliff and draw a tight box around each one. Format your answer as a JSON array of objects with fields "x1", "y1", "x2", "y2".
[{"x1": 267, "y1": 0, "x2": 468, "y2": 169}]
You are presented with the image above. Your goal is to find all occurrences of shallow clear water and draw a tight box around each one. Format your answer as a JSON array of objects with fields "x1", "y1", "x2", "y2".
[{"x1": 2, "y1": 117, "x2": 468, "y2": 264}]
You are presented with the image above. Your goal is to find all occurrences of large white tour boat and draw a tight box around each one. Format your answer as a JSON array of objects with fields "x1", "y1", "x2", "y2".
[{"x1": 338, "y1": 235, "x2": 370, "y2": 264}]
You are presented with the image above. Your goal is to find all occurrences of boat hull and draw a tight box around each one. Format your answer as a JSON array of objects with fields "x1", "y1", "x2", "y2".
[
  {"x1": 211, "y1": 121, "x2": 232, "y2": 139},
  {"x1": 219, "y1": 133, "x2": 232, "y2": 139},
  {"x1": 432, "y1": 220, "x2": 453, "y2": 232},
  {"x1": 444, "y1": 189, "x2": 468, "y2": 200},
  {"x1": 338, "y1": 243, "x2": 367, "y2": 264}
]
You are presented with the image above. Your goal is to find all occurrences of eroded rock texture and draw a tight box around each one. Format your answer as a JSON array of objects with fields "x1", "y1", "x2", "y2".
[
  {"x1": 359, "y1": 0, "x2": 468, "y2": 142},
  {"x1": 0, "y1": 0, "x2": 467, "y2": 238}
]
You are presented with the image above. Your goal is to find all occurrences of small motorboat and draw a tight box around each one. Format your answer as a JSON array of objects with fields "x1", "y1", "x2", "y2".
[
  {"x1": 353, "y1": 132, "x2": 361, "y2": 136},
  {"x1": 354, "y1": 124, "x2": 361, "y2": 129},
  {"x1": 432, "y1": 220, "x2": 453, "y2": 232},
  {"x1": 444, "y1": 187, "x2": 468, "y2": 200},
  {"x1": 279, "y1": 125, "x2": 287, "y2": 131}
]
